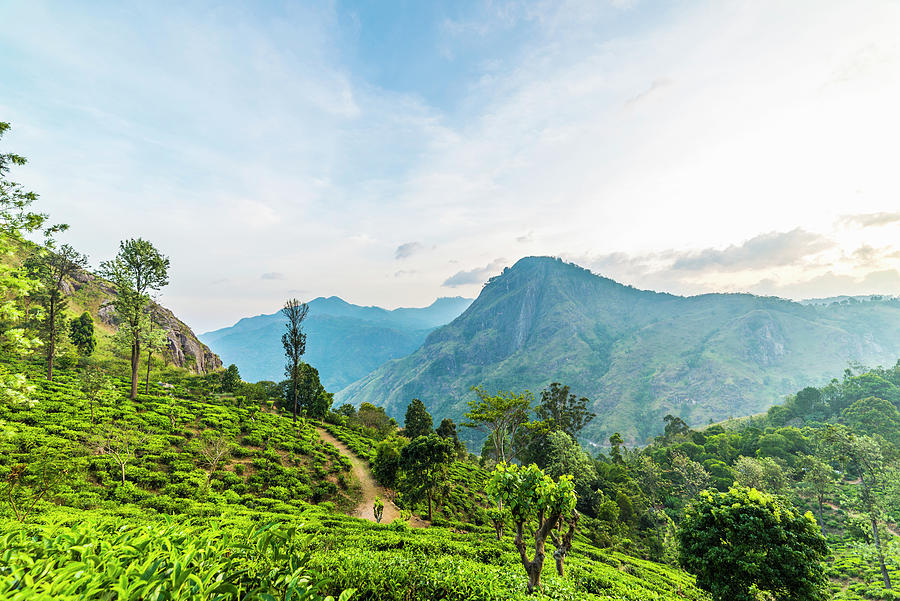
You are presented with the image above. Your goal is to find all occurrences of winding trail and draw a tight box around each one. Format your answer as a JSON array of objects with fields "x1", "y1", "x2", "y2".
[{"x1": 316, "y1": 427, "x2": 427, "y2": 528}]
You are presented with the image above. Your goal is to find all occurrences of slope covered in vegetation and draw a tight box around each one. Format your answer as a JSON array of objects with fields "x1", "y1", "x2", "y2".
[{"x1": 340, "y1": 256, "x2": 900, "y2": 446}]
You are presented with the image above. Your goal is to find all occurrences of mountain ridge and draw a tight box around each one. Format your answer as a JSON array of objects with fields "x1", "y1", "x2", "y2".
[
  {"x1": 338, "y1": 256, "x2": 900, "y2": 447},
  {"x1": 199, "y1": 296, "x2": 473, "y2": 388}
]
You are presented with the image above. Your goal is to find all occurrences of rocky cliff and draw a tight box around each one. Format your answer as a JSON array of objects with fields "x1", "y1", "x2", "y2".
[{"x1": 65, "y1": 269, "x2": 222, "y2": 374}]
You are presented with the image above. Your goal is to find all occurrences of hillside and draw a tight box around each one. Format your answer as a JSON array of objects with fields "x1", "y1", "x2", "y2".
[
  {"x1": 67, "y1": 267, "x2": 222, "y2": 374},
  {"x1": 200, "y1": 296, "x2": 472, "y2": 389},
  {"x1": 339, "y1": 256, "x2": 900, "y2": 446}
]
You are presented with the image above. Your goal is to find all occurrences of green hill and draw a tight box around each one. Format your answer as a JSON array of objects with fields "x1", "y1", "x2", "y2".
[
  {"x1": 200, "y1": 296, "x2": 472, "y2": 389},
  {"x1": 339, "y1": 256, "x2": 900, "y2": 447}
]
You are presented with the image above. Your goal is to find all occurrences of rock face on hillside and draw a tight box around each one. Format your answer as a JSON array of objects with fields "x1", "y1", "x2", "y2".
[
  {"x1": 339, "y1": 256, "x2": 900, "y2": 447},
  {"x1": 66, "y1": 269, "x2": 222, "y2": 374}
]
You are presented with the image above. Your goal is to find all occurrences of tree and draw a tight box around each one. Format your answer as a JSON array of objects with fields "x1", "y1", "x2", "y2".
[
  {"x1": 198, "y1": 435, "x2": 231, "y2": 490},
  {"x1": 677, "y1": 486, "x2": 828, "y2": 601},
  {"x1": 24, "y1": 243, "x2": 88, "y2": 380},
  {"x1": 797, "y1": 454, "x2": 837, "y2": 534},
  {"x1": 373, "y1": 496, "x2": 385, "y2": 523},
  {"x1": 0, "y1": 122, "x2": 63, "y2": 404},
  {"x1": 373, "y1": 438, "x2": 406, "y2": 487},
  {"x1": 399, "y1": 433, "x2": 455, "y2": 521},
  {"x1": 825, "y1": 425, "x2": 893, "y2": 590},
  {"x1": 142, "y1": 319, "x2": 169, "y2": 394},
  {"x1": 463, "y1": 387, "x2": 534, "y2": 464},
  {"x1": 94, "y1": 425, "x2": 146, "y2": 484},
  {"x1": 670, "y1": 452, "x2": 711, "y2": 499},
  {"x1": 486, "y1": 463, "x2": 578, "y2": 592},
  {"x1": 404, "y1": 398, "x2": 433, "y2": 439},
  {"x1": 536, "y1": 383, "x2": 595, "y2": 439},
  {"x1": 221, "y1": 364, "x2": 241, "y2": 393},
  {"x1": 100, "y1": 239, "x2": 170, "y2": 400},
  {"x1": 842, "y1": 396, "x2": 900, "y2": 447},
  {"x1": 296, "y1": 363, "x2": 332, "y2": 419},
  {"x1": 436, "y1": 417, "x2": 467, "y2": 460},
  {"x1": 281, "y1": 298, "x2": 308, "y2": 423},
  {"x1": 608, "y1": 432, "x2": 625, "y2": 465},
  {"x1": 79, "y1": 367, "x2": 117, "y2": 424},
  {"x1": 69, "y1": 311, "x2": 95, "y2": 357}
]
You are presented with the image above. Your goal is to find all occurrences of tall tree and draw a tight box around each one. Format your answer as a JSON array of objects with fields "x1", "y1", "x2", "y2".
[
  {"x1": 436, "y1": 417, "x2": 467, "y2": 459},
  {"x1": 825, "y1": 425, "x2": 893, "y2": 590},
  {"x1": 463, "y1": 387, "x2": 534, "y2": 464},
  {"x1": 399, "y1": 433, "x2": 456, "y2": 521},
  {"x1": 221, "y1": 364, "x2": 241, "y2": 393},
  {"x1": 99, "y1": 239, "x2": 169, "y2": 400},
  {"x1": 69, "y1": 311, "x2": 96, "y2": 357},
  {"x1": 404, "y1": 398, "x2": 433, "y2": 439},
  {"x1": 536, "y1": 383, "x2": 595, "y2": 439},
  {"x1": 281, "y1": 298, "x2": 308, "y2": 423},
  {"x1": 25, "y1": 244, "x2": 87, "y2": 380},
  {"x1": 296, "y1": 362, "x2": 332, "y2": 419},
  {"x1": 0, "y1": 122, "x2": 59, "y2": 404},
  {"x1": 797, "y1": 454, "x2": 837, "y2": 534}
]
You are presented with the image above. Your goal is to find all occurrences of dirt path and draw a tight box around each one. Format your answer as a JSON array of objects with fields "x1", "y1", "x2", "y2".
[{"x1": 315, "y1": 427, "x2": 427, "y2": 528}]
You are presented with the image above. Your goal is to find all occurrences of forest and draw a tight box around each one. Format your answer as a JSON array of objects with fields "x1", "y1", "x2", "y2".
[{"x1": 2, "y1": 119, "x2": 899, "y2": 600}]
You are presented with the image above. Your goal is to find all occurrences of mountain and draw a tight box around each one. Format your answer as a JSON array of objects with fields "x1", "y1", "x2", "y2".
[
  {"x1": 338, "y1": 256, "x2": 900, "y2": 447},
  {"x1": 199, "y1": 296, "x2": 473, "y2": 389}
]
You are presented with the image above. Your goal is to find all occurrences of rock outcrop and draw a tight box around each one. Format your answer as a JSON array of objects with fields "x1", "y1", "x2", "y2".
[{"x1": 66, "y1": 269, "x2": 222, "y2": 374}]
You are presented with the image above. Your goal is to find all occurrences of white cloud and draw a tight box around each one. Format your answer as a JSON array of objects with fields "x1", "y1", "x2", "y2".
[{"x1": 4, "y1": 1, "x2": 900, "y2": 330}]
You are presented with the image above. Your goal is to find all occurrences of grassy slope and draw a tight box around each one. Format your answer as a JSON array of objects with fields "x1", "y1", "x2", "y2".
[
  {"x1": 0, "y1": 359, "x2": 357, "y2": 516},
  {"x1": 0, "y1": 359, "x2": 707, "y2": 600}
]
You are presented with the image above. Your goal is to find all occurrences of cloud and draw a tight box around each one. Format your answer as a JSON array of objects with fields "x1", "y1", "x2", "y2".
[
  {"x1": 261, "y1": 272, "x2": 285, "y2": 280},
  {"x1": 442, "y1": 258, "x2": 506, "y2": 287},
  {"x1": 838, "y1": 212, "x2": 900, "y2": 228},
  {"x1": 395, "y1": 241, "x2": 424, "y2": 259},
  {"x1": 624, "y1": 78, "x2": 672, "y2": 108},
  {"x1": 751, "y1": 269, "x2": 900, "y2": 300},
  {"x1": 516, "y1": 231, "x2": 533, "y2": 243},
  {"x1": 669, "y1": 229, "x2": 834, "y2": 272}
]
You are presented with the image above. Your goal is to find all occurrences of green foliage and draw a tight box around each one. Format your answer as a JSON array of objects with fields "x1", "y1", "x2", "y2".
[
  {"x1": 69, "y1": 311, "x2": 96, "y2": 356},
  {"x1": 678, "y1": 485, "x2": 829, "y2": 601},
  {"x1": 373, "y1": 437, "x2": 405, "y2": 488},
  {"x1": 403, "y1": 398, "x2": 433, "y2": 439},
  {"x1": 221, "y1": 364, "x2": 241, "y2": 393},
  {"x1": 281, "y1": 298, "x2": 309, "y2": 422},
  {"x1": 99, "y1": 238, "x2": 170, "y2": 399},
  {"x1": 536, "y1": 383, "x2": 595, "y2": 440},
  {"x1": 0, "y1": 517, "x2": 354, "y2": 600},
  {"x1": 399, "y1": 433, "x2": 456, "y2": 521},
  {"x1": 463, "y1": 387, "x2": 534, "y2": 464}
]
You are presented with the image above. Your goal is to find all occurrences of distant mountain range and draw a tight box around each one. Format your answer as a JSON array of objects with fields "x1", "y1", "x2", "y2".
[
  {"x1": 199, "y1": 296, "x2": 473, "y2": 389},
  {"x1": 338, "y1": 257, "x2": 900, "y2": 448}
]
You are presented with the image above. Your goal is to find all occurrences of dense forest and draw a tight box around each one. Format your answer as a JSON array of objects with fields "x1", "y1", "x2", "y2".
[{"x1": 2, "y1": 120, "x2": 899, "y2": 600}]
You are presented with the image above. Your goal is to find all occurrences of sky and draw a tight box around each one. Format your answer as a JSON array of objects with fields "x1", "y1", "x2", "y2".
[{"x1": 2, "y1": 0, "x2": 900, "y2": 333}]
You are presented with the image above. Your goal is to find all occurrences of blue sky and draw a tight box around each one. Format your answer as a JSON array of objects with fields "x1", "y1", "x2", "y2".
[{"x1": 2, "y1": 1, "x2": 900, "y2": 332}]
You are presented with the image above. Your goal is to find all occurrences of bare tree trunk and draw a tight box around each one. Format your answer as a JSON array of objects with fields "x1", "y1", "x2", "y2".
[
  {"x1": 120, "y1": 461, "x2": 126, "y2": 484},
  {"x1": 551, "y1": 511, "x2": 579, "y2": 577},
  {"x1": 816, "y1": 493, "x2": 826, "y2": 535},
  {"x1": 872, "y1": 516, "x2": 892, "y2": 590},
  {"x1": 130, "y1": 340, "x2": 140, "y2": 399},
  {"x1": 145, "y1": 350, "x2": 152, "y2": 394},
  {"x1": 859, "y1": 471, "x2": 891, "y2": 590},
  {"x1": 47, "y1": 298, "x2": 56, "y2": 380}
]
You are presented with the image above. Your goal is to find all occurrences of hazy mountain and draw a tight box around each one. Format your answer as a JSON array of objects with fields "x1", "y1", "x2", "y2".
[
  {"x1": 338, "y1": 256, "x2": 900, "y2": 448},
  {"x1": 199, "y1": 296, "x2": 473, "y2": 389}
]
